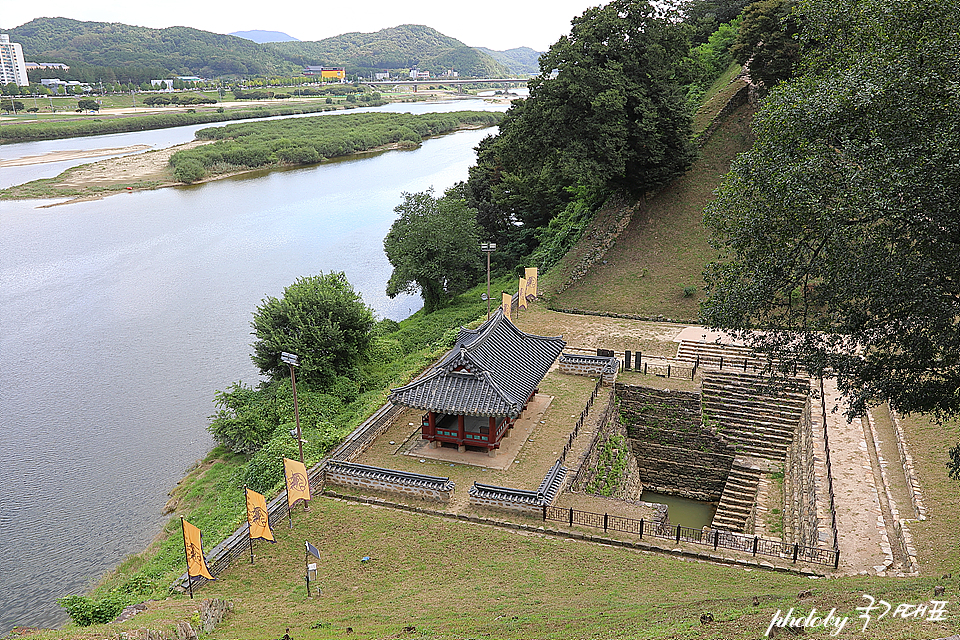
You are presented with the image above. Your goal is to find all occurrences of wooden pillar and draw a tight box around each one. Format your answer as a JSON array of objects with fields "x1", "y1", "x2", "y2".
[
  {"x1": 457, "y1": 415, "x2": 466, "y2": 452},
  {"x1": 488, "y1": 416, "x2": 496, "y2": 445}
]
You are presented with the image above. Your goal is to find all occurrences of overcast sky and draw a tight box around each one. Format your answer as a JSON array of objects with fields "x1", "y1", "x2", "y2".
[{"x1": 2, "y1": 0, "x2": 606, "y2": 52}]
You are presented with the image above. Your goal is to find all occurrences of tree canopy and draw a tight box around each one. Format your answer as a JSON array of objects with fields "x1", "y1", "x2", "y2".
[
  {"x1": 702, "y1": 0, "x2": 960, "y2": 420},
  {"x1": 465, "y1": 0, "x2": 697, "y2": 236},
  {"x1": 250, "y1": 272, "x2": 375, "y2": 390},
  {"x1": 384, "y1": 187, "x2": 485, "y2": 314},
  {"x1": 729, "y1": 0, "x2": 801, "y2": 90}
]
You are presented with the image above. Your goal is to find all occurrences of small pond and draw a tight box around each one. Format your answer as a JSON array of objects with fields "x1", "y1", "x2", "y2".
[{"x1": 640, "y1": 490, "x2": 717, "y2": 529}]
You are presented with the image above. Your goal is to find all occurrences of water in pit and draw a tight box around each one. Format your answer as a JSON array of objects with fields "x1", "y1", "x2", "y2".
[{"x1": 640, "y1": 491, "x2": 717, "y2": 529}]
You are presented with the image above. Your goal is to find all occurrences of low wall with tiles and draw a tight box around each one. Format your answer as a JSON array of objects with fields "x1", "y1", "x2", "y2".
[
  {"x1": 559, "y1": 353, "x2": 620, "y2": 385},
  {"x1": 325, "y1": 461, "x2": 455, "y2": 503}
]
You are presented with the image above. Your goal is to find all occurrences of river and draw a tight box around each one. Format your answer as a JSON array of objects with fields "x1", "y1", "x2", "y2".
[{"x1": 0, "y1": 98, "x2": 506, "y2": 633}]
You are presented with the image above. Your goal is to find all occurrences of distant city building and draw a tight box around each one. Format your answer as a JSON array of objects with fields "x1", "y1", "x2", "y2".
[
  {"x1": 0, "y1": 34, "x2": 29, "y2": 86},
  {"x1": 409, "y1": 68, "x2": 430, "y2": 79},
  {"x1": 151, "y1": 79, "x2": 174, "y2": 90},
  {"x1": 375, "y1": 72, "x2": 391, "y2": 81},
  {"x1": 440, "y1": 70, "x2": 459, "y2": 78},
  {"x1": 302, "y1": 66, "x2": 345, "y2": 81},
  {"x1": 25, "y1": 62, "x2": 71, "y2": 72},
  {"x1": 40, "y1": 78, "x2": 91, "y2": 92}
]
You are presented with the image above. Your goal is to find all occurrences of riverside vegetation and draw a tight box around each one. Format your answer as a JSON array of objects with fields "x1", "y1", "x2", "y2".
[{"x1": 33, "y1": 0, "x2": 960, "y2": 638}]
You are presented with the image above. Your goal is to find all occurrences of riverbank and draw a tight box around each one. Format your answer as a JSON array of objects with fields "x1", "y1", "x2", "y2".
[{"x1": 0, "y1": 114, "x2": 501, "y2": 207}]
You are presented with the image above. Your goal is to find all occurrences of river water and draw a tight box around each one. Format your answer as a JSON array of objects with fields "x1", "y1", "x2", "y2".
[{"x1": 0, "y1": 99, "x2": 504, "y2": 632}]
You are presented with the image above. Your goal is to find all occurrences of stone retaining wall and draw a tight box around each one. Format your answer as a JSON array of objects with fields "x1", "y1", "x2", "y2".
[
  {"x1": 325, "y1": 462, "x2": 454, "y2": 503},
  {"x1": 616, "y1": 384, "x2": 735, "y2": 501},
  {"x1": 783, "y1": 397, "x2": 819, "y2": 547},
  {"x1": 559, "y1": 353, "x2": 620, "y2": 385}
]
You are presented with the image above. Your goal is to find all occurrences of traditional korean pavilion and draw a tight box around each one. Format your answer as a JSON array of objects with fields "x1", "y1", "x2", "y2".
[{"x1": 389, "y1": 308, "x2": 566, "y2": 455}]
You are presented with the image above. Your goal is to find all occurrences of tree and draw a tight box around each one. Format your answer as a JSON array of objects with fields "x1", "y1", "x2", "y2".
[
  {"x1": 730, "y1": 0, "x2": 801, "y2": 89},
  {"x1": 702, "y1": 0, "x2": 960, "y2": 421},
  {"x1": 77, "y1": 98, "x2": 100, "y2": 111},
  {"x1": 468, "y1": 0, "x2": 696, "y2": 231},
  {"x1": 250, "y1": 272, "x2": 375, "y2": 390},
  {"x1": 384, "y1": 187, "x2": 484, "y2": 314}
]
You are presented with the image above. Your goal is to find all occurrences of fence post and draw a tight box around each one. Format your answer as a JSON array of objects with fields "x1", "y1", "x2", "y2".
[
  {"x1": 543, "y1": 504, "x2": 547, "y2": 522},
  {"x1": 604, "y1": 513, "x2": 608, "y2": 532},
  {"x1": 625, "y1": 350, "x2": 631, "y2": 370},
  {"x1": 792, "y1": 543, "x2": 799, "y2": 563},
  {"x1": 834, "y1": 549, "x2": 840, "y2": 570},
  {"x1": 676, "y1": 524, "x2": 681, "y2": 543},
  {"x1": 639, "y1": 519, "x2": 644, "y2": 539},
  {"x1": 743, "y1": 358, "x2": 748, "y2": 371},
  {"x1": 752, "y1": 536, "x2": 759, "y2": 556},
  {"x1": 569, "y1": 507, "x2": 574, "y2": 526},
  {"x1": 667, "y1": 364, "x2": 671, "y2": 378},
  {"x1": 713, "y1": 530, "x2": 719, "y2": 550},
  {"x1": 644, "y1": 363, "x2": 648, "y2": 375}
]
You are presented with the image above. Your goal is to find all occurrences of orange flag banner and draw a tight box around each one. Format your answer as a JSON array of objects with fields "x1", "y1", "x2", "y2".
[
  {"x1": 284, "y1": 457, "x2": 311, "y2": 508},
  {"x1": 181, "y1": 518, "x2": 215, "y2": 580},
  {"x1": 524, "y1": 267, "x2": 538, "y2": 298},
  {"x1": 246, "y1": 488, "x2": 275, "y2": 542},
  {"x1": 502, "y1": 292, "x2": 512, "y2": 317},
  {"x1": 518, "y1": 277, "x2": 528, "y2": 310}
]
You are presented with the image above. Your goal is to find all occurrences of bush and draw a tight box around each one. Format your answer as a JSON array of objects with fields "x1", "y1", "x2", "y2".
[
  {"x1": 57, "y1": 593, "x2": 126, "y2": 626},
  {"x1": 173, "y1": 158, "x2": 206, "y2": 183}
]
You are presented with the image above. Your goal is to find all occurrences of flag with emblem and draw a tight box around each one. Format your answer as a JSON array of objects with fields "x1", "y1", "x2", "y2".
[
  {"x1": 283, "y1": 457, "x2": 311, "y2": 508},
  {"x1": 181, "y1": 518, "x2": 215, "y2": 581},
  {"x1": 524, "y1": 267, "x2": 538, "y2": 298},
  {"x1": 502, "y1": 292, "x2": 511, "y2": 317},
  {"x1": 246, "y1": 487, "x2": 275, "y2": 542},
  {"x1": 518, "y1": 276, "x2": 528, "y2": 310}
]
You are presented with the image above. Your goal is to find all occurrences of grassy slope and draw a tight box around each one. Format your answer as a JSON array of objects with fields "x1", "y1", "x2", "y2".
[{"x1": 542, "y1": 77, "x2": 752, "y2": 322}]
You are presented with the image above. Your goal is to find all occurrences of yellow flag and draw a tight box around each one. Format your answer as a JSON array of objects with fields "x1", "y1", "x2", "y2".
[
  {"x1": 284, "y1": 457, "x2": 311, "y2": 508},
  {"x1": 246, "y1": 488, "x2": 275, "y2": 542},
  {"x1": 501, "y1": 292, "x2": 511, "y2": 317},
  {"x1": 524, "y1": 267, "x2": 538, "y2": 298},
  {"x1": 518, "y1": 276, "x2": 528, "y2": 310},
  {"x1": 181, "y1": 518, "x2": 215, "y2": 580}
]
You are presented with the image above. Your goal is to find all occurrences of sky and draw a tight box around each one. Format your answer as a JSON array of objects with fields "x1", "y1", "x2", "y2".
[{"x1": 2, "y1": 0, "x2": 606, "y2": 52}]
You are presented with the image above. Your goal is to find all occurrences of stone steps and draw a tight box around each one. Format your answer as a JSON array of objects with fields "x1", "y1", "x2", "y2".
[{"x1": 713, "y1": 461, "x2": 763, "y2": 532}]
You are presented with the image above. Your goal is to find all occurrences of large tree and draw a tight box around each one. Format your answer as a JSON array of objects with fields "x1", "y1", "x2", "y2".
[
  {"x1": 468, "y1": 0, "x2": 697, "y2": 232},
  {"x1": 384, "y1": 187, "x2": 484, "y2": 314},
  {"x1": 250, "y1": 272, "x2": 375, "y2": 390},
  {"x1": 730, "y1": 0, "x2": 801, "y2": 90},
  {"x1": 702, "y1": 0, "x2": 960, "y2": 421}
]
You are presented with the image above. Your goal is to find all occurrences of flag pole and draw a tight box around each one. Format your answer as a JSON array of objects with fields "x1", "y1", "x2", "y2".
[
  {"x1": 180, "y1": 517, "x2": 193, "y2": 599},
  {"x1": 245, "y1": 486, "x2": 254, "y2": 564}
]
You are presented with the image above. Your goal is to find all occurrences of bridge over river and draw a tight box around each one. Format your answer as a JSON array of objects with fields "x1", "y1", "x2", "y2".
[{"x1": 362, "y1": 78, "x2": 531, "y2": 93}]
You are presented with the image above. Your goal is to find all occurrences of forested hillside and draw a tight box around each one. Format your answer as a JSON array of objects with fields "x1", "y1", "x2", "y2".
[
  {"x1": 7, "y1": 17, "x2": 300, "y2": 79},
  {"x1": 270, "y1": 25, "x2": 509, "y2": 77},
  {"x1": 3, "y1": 19, "x2": 512, "y2": 82},
  {"x1": 476, "y1": 46, "x2": 543, "y2": 75}
]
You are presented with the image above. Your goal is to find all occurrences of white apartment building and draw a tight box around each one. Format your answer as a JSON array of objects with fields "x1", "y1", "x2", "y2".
[{"x1": 0, "y1": 34, "x2": 29, "y2": 86}]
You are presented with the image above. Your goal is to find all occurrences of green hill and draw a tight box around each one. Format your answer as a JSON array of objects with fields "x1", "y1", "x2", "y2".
[
  {"x1": 7, "y1": 17, "x2": 300, "y2": 78},
  {"x1": 476, "y1": 46, "x2": 543, "y2": 75},
  {"x1": 270, "y1": 24, "x2": 511, "y2": 77}
]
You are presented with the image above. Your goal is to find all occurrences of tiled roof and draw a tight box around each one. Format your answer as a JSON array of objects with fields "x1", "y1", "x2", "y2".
[{"x1": 389, "y1": 308, "x2": 565, "y2": 417}]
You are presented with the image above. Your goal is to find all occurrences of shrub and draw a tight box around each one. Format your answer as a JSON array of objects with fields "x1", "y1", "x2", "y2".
[
  {"x1": 57, "y1": 593, "x2": 126, "y2": 626},
  {"x1": 173, "y1": 158, "x2": 206, "y2": 183}
]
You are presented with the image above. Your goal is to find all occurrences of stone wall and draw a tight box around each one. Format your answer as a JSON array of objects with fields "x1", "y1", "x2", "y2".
[
  {"x1": 616, "y1": 384, "x2": 735, "y2": 502},
  {"x1": 559, "y1": 353, "x2": 620, "y2": 385},
  {"x1": 324, "y1": 463, "x2": 454, "y2": 503},
  {"x1": 783, "y1": 397, "x2": 819, "y2": 547}
]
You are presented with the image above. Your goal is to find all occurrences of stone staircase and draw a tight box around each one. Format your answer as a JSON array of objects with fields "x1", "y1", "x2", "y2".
[
  {"x1": 700, "y1": 371, "x2": 809, "y2": 462},
  {"x1": 676, "y1": 339, "x2": 764, "y2": 371},
  {"x1": 713, "y1": 456, "x2": 766, "y2": 532}
]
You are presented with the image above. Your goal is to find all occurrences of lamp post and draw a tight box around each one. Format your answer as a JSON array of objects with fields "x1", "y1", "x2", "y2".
[
  {"x1": 480, "y1": 242, "x2": 496, "y2": 319},
  {"x1": 281, "y1": 351, "x2": 304, "y2": 465}
]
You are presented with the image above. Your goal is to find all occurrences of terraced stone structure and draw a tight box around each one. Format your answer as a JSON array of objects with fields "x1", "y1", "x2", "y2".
[{"x1": 616, "y1": 369, "x2": 813, "y2": 536}]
